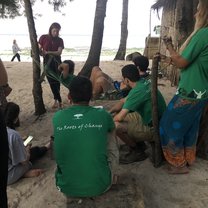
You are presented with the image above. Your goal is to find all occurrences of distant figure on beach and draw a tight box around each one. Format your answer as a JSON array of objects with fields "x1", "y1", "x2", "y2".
[
  {"x1": 38, "y1": 22, "x2": 64, "y2": 109},
  {"x1": 53, "y1": 76, "x2": 118, "y2": 200},
  {"x1": 0, "y1": 58, "x2": 12, "y2": 111},
  {"x1": 11, "y1": 39, "x2": 21, "y2": 62},
  {"x1": 4, "y1": 102, "x2": 50, "y2": 185}
]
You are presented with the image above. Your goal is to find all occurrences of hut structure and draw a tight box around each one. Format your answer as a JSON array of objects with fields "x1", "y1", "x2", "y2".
[{"x1": 151, "y1": 0, "x2": 198, "y2": 86}]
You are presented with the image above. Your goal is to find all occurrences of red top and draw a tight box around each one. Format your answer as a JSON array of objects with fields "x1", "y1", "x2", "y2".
[{"x1": 39, "y1": 35, "x2": 64, "y2": 51}]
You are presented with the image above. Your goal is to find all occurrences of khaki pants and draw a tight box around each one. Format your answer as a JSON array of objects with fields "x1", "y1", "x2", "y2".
[{"x1": 117, "y1": 112, "x2": 154, "y2": 142}]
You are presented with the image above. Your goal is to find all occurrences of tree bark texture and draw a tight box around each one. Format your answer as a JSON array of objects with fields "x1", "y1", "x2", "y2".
[
  {"x1": 23, "y1": 0, "x2": 46, "y2": 115},
  {"x1": 114, "y1": 0, "x2": 128, "y2": 60},
  {"x1": 78, "y1": 0, "x2": 108, "y2": 78}
]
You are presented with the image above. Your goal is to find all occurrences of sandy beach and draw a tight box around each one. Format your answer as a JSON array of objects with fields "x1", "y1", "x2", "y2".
[{"x1": 4, "y1": 60, "x2": 208, "y2": 208}]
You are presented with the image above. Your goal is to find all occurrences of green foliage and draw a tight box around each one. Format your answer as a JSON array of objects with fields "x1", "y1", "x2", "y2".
[
  {"x1": 0, "y1": 0, "x2": 73, "y2": 19},
  {"x1": 48, "y1": 0, "x2": 73, "y2": 11},
  {"x1": 0, "y1": 0, "x2": 21, "y2": 18}
]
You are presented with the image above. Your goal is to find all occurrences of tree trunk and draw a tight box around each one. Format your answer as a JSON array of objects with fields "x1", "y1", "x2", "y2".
[
  {"x1": 78, "y1": 0, "x2": 108, "y2": 78},
  {"x1": 23, "y1": 0, "x2": 46, "y2": 115},
  {"x1": 114, "y1": 0, "x2": 128, "y2": 60}
]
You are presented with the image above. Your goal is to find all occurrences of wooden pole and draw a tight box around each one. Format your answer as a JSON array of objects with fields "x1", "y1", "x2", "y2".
[{"x1": 151, "y1": 54, "x2": 163, "y2": 167}]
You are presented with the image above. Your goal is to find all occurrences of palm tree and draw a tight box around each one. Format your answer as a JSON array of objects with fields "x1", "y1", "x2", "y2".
[
  {"x1": 114, "y1": 0, "x2": 129, "y2": 60},
  {"x1": 78, "y1": 0, "x2": 108, "y2": 78}
]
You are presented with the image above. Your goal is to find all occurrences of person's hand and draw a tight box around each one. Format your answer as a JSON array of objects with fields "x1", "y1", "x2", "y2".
[
  {"x1": 162, "y1": 36, "x2": 173, "y2": 49},
  {"x1": 42, "y1": 50, "x2": 48, "y2": 56}
]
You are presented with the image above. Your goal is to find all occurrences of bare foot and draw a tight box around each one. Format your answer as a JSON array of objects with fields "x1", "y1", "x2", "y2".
[
  {"x1": 52, "y1": 101, "x2": 58, "y2": 109},
  {"x1": 167, "y1": 165, "x2": 189, "y2": 174},
  {"x1": 58, "y1": 102, "x2": 63, "y2": 109},
  {"x1": 24, "y1": 169, "x2": 44, "y2": 178},
  {"x1": 45, "y1": 142, "x2": 51, "y2": 150}
]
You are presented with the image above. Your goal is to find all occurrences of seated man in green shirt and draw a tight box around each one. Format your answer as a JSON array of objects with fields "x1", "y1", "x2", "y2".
[
  {"x1": 53, "y1": 76, "x2": 118, "y2": 200},
  {"x1": 109, "y1": 64, "x2": 166, "y2": 164}
]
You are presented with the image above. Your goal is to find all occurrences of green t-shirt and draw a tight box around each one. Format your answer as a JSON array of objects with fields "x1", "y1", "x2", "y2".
[
  {"x1": 179, "y1": 27, "x2": 208, "y2": 100},
  {"x1": 53, "y1": 105, "x2": 115, "y2": 197},
  {"x1": 123, "y1": 79, "x2": 166, "y2": 125}
]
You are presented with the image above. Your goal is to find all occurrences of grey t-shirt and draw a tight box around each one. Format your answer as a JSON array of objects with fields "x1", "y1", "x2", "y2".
[{"x1": 7, "y1": 127, "x2": 27, "y2": 171}]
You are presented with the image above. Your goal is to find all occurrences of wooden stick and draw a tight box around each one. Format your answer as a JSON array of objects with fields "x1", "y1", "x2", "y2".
[{"x1": 151, "y1": 54, "x2": 163, "y2": 167}]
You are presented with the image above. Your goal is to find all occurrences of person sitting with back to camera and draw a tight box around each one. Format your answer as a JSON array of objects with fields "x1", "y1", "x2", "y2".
[
  {"x1": 109, "y1": 64, "x2": 166, "y2": 164},
  {"x1": 4, "y1": 102, "x2": 50, "y2": 185},
  {"x1": 53, "y1": 76, "x2": 119, "y2": 201}
]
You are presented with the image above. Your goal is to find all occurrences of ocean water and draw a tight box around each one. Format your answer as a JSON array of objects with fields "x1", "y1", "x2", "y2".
[{"x1": 0, "y1": 34, "x2": 145, "y2": 61}]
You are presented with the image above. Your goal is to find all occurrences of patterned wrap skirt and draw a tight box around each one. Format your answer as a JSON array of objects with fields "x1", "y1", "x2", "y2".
[{"x1": 159, "y1": 95, "x2": 208, "y2": 167}]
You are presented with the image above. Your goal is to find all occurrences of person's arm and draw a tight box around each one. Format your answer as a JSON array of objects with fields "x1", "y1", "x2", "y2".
[
  {"x1": 163, "y1": 36, "x2": 189, "y2": 69},
  {"x1": 45, "y1": 47, "x2": 63, "y2": 56},
  {"x1": 20, "y1": 144, "x2": 31, "y2": 165},
  {"x1": 113, "y1": 108, "x2": 129, "y2": 122},
  {"x1": 166, "y1": 44, "x2": 189, "y2": 68},
  {"x1": 109, "y1": 98, "x2": 125, "y2": 114}
]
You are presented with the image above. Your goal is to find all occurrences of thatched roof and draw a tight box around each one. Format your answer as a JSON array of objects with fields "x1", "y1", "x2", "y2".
[{"x1": 151, "y1": 0, "x2": 176, "y2": 10}]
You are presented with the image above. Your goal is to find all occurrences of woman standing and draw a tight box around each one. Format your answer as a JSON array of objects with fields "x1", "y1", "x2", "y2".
[
  {"x1": 160, "y1": 0, "x2": 208, "y2": 174},
  {"x1": 38, "y1": 22, "x2": 64, "y2": 109},
  {"x1": 11, "y1": 39, "x2": 21, "y2": 62}
]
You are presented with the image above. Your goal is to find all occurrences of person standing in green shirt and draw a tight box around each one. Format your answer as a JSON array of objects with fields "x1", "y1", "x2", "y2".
[
  {"x1": 160, "y1": 0, "x2": 208, "y2": 174},
  {"x1": 53, "y1": 76, "x2": 118, "y2": 200},
  {"x1": 109, "y1": 64, "x2": 166, "y2": 164}
]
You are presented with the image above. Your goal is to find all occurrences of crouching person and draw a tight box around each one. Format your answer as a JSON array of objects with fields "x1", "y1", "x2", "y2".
[
  {"x1": 53, "y1": 76, "x2": 119, "y2": 201},
  {"x1": 110, "y1": 64, "x2": 166, "y2": 164}
]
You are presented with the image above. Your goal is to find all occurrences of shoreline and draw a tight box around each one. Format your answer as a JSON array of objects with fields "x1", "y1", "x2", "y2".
[{"x1": 0, "y1": 47, "x2": 144, "y2": 62}]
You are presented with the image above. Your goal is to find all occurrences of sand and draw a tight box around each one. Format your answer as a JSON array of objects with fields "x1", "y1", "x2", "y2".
[{"x1": 4, "y1": 60, "x2": 208, "y2": 208}]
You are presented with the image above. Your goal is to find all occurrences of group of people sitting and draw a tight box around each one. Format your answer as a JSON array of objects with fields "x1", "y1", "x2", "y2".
[
  {"x1": 1, "y1": 0, "x2": 208, "y2": 201},
  {"x1": 52, "y1": 58, "x2": 166, "y2": 200}
]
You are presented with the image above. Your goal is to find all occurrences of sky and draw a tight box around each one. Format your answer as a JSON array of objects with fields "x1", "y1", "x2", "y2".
[{"x1": 0, "y1": 0, "x2": 162, "y2": 49}]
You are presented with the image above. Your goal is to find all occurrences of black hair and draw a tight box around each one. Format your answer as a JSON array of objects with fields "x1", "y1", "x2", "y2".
[
  {"x1": 121, "y1": 64, "x2": 140, "y2": 82},
  {"x1": 63, "y1": 60, "x2": 75, "y2": 75},
  {"x1": 132, "y1": 55, "x2": 149, "y2": 72},
  {"x1": 69, "y1": 76, "x2": 92, "y2": 103},
  {"x1": 4, "y1": 102, "x2": 20, "y2": 130},
  {"x1": 48, "y1": 22, "x2": 61, "y2": 36}
]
